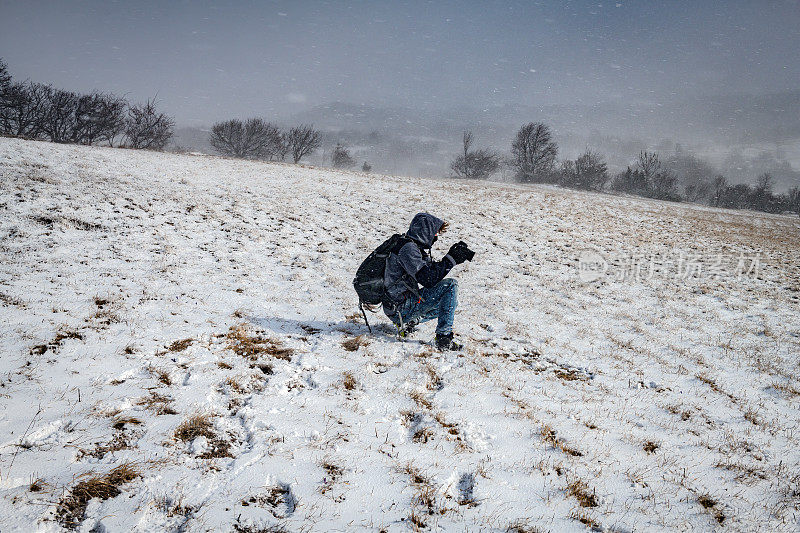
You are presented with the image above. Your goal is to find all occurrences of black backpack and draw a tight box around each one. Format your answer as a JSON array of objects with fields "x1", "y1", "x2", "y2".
[{"x1": 353, "y1": 233, "x2": 411, "y2": 331}]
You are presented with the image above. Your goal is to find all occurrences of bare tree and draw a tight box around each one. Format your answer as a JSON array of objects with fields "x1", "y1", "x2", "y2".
[
  {"x1": 124, "y1": 99, "x2": 174, "y2": 150},
  {"x1": 787, "y1": 187, "x2": 800, "y2": 216},
  {"x1": 73, "y1": 92, "x2": 127, "y2": 146},
  {"x1": 275, "y1": 130, "x2": 291, "y2": 161},
  {"x1": 637, "y1": 151, "x2": 661, "y2": 181},
  {"x1": 562, "y1": 149, "x2": 608, "y2": 190},
  {"x1": 751, "y1": 172, "x2": 774, "y2": 211},
  {"x1": 1, "y1": 82, "x2": 50, "y2": 138},
  {"x1": 0, "y1": 58, "x2": 10, "y2": 97},
  {"x1": 285, "y1": 125, "x2": 321, "y2": 163},
  {"x1": 450, "y1": 130, "x2": 499, "y2": 180},
  {"x1": 650, "y1": 168, "x2": 678, "y2": 200},
  {"x1": 332, "y1": 142, "x2": 355, "y2": 168},
  {"x1": 711, "y1": 175, "x2": 727, "y2": 207},
  {"x1": 209, "y1": 118, "x2": 281, "y2": 159},
  {"x1": 511, "y1": 122, "x2": 558, "y2": 183},
  {"x1": 454, "y1": 130, "x2": 473, "y2": 178},
  {"x1": 40, "y1": 86, "x2": 80, "y2": 143}
]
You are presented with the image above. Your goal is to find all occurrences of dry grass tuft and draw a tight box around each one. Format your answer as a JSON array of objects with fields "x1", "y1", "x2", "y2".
[
  {"x1": 540, "y1": 425, "x2": 583, "y2": 457},
  {"x1": 253, "y1": 362, "x2": 273, "y2": 375},
  {"x1": 566, "y1": 478, "x2": 598, "y2": 508},
  {"x1": 136, "y1": 391, "x2": 177, "y2": 415},
  {"x1": 217, "y1": 361, "x2": 233, "y2": 370},
  {"x1": 168, "y1": 338, "x2": 194, "y2": 352},
  {"x1": 342, "y1": 371, "x2": 357, "y2": 391},
  {"x1": 174, "y1": 414, "x2": 216, "y2": 442},
  {"x1": 320, "y1": 459, "x2": 344, "y2": 494},
  {"x1": 224, "y1": 377, "x2": 246, "y2": 394},
  {"x1": 698, "y1": 494, "x2": 726, "y2": 524},
  {"x1": 341, "y1": 335, "x2": 370, "y2": 352},
  {"x1": 77, "y1": 426, "x2": 136, "y2": 460},
  {"x1": 410, "y1": 390, "x2": 433, "y2": 410},
  {"x1": 643, "y1": 441, "x2": 660, "y2": 454},
  {"x1": 174, "y1": 414, "x2": 232, "y2": 459},
  {"x1": 29, "y1": 478, "x2": 46, "y2": 492},
  {"x1": 408, "y1": 509, "x2": 428, "y2": 531},
  {"x1": 506, "y1": 521, "x2": 544, "y2": 533},
  {"x1": 227, "y1": 325, "x2": 293, "y2": 361},
  {"x1": 770, "y1": 381, "x2": 800, "y2": 397},
  {"x1": 30, "y1": 328, "x2": 84, "y2": 356},
  {"x1": 553, "y1": 368, "x2": 588, "y2": 382},
  {"x1": 400, "y1": 462, "x2": 430, "y2": 486},
  {"x1": 149, "y1": 365, "x2": 173, "y2": 386},
  {"x1": 232, "y1": 520, "x2": 290, "y2": 533},
  {"x1": 744, "y1": 409, "x2": 764, "y2": 427},
  {"x1": 412, "y1": 426, "x2": 434, "y2": 443},
  {"x1": 57, "y1": 463, "x2": 140, "y2": 528},
  {"x1": 425, "y1": 364, "x2": 443, "y2": 391},
  {"x1": 570, "y1": 509, "x2": 602, "y2": 529},
  {"x1": 698, "y1": 494, "x2": 716, "y2": 509},
  {"x1": 112, "y1": 416, "x2": 142, "y2": 430}
]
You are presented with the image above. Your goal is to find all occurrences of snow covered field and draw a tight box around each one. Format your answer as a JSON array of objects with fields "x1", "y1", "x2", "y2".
[{"x1": 1, "y1": 137, "x2": 798, "y2": 532}]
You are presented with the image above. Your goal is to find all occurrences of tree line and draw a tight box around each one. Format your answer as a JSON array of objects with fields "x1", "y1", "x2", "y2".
[
  {"x1": 0, "y1": 58, "x2": 174, "y2": 149},
  {"x1": 208, "y1": 118, "x2": 322, "y2": 164},
  {"x1": 209, "y1": 119, "x2": 378, "y2": 171},
  {"x1": 450, "y1": 122, "x2": 800, "y2": 216}
]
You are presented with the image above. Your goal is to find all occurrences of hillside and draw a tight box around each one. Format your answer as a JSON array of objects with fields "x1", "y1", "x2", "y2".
[{"x1": 0, "y1": 137, "x2": 799, "y2": 532}]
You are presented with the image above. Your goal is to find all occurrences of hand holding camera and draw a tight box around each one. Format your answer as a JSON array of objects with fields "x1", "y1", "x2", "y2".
[{"x1": 447, "y1": 241, "x2": 475, "y2": 264}]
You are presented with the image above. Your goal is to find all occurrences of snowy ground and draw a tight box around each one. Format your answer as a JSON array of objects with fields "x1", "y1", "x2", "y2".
[{"x1": 0, "y1": 137, "x2": 798, "y2": 532}]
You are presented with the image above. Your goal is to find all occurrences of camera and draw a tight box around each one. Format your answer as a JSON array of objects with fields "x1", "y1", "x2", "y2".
[{"x1": 463, "y1": 245, "x2": 475, "y2": 261}]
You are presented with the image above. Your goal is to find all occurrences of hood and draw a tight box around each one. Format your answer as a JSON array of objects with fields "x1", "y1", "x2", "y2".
[{"x1": 406, "y1": 212, "x2": 444, "y2": 248}]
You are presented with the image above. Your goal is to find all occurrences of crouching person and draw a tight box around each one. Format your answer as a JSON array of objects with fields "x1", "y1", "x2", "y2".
[{"x1": 382, "y1": 213, "x2": 473, "y2": 351}]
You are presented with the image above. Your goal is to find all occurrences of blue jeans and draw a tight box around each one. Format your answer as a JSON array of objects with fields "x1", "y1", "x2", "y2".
[{"x1": 390, "y1": 278, "x2": 458, "y2": 335}]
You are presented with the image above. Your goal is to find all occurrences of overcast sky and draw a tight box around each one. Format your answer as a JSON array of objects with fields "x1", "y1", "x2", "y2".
[{"x1": 1, "y1": 0, "x2": 798, "y2": 126}]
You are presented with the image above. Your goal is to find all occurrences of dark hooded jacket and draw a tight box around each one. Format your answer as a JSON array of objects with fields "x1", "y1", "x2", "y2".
[{"x1": 383, "y1": 213, "x2": 456, "y2": 314}]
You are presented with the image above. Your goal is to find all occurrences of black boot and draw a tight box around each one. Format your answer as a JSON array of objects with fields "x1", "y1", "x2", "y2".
[
  {"x1": 398, "y1": 318, "x2": 419, "y2": 338},
  {"x1": 435, "y1": 332, "x2": 463, "y2": 351}
]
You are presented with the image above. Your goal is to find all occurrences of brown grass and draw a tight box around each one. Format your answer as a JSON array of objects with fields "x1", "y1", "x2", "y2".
[
  {"x1": 168, "y1": 338, "x2": 194, "y2": 352},
  {"x1": 174, "y1": 414, "x2": 232, "y2": 459},
  {"x1": 30, "y1": 328, "x2": 84, "y2": 356},
  {"x1": 410, "y1": 390, "x2": 433, "y2": 410},
  {"x1": 57, "y1": 463, "x2": 140, "y2": 528},
  {"x1": 506, "y1": 521, "x2": 544, "y2": 533},
  {"x1": 566, "y1": 478, "x2": 598, "y2": 508},
  {"x1": 698, "y1": 494, "x2": 726, "y2": 524},
  {"x1": 341, "y1": 335, "x2": 370, "y2": 352},
  {"x1": 553, "y1": 368, "x2": 588, "y2": 382},
  {"x1": 342, "y1": 371, "x2": 357, "y2": 391},
  {"x1": 433, "y1": 411, "x2": 460, "y2": 436},
  {"x1": 744, "y1": 409, "x2": 764, "y2": 427},
  {"x1": 174, "y1": 414, "x2": 216, "y2": 442},
  {"x1": 425, "y1": 364, "x2": 443, "y2": 390},
  {"x1": 570, "y1": 510, "x2": 602, "y2": 529},
  {"x1": 227, "y1": 325, "x2": 293, "y2": 361},
  {"x1": 320, "y1": 459, "x2": 344, "y2": 494},
  {"x1": 770, "y1": 381, "x2": 800, "y2": 397},
  {"x1": 643, "y1": 441, "x2": 660, "y2": 454},
  {"x1": 77, "y1": 427, "x2": 134, "y2": 460},
  {"x1": 217, "y1": 361, "x2": 233, "y2": 370},
  {"x1": 399, "y1": 462, "x2": 430, "y2": 486},
  {"x1": 149, "y1": 366, "x2": 172, "y2": 386},
  {"x1": 540, "y1": 425, "x2": 583, "y2": 457},
  {"x1": 112, "y1": 416, "x2": 142, "y2": 430},
  {"x1": 136, "y1": 391, "x2": 177, "y2": 415}
]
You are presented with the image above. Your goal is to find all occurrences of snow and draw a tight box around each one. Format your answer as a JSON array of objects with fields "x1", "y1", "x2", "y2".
[{"x1": 0, "y1": 136, "x2": 798, "y2": 532}]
